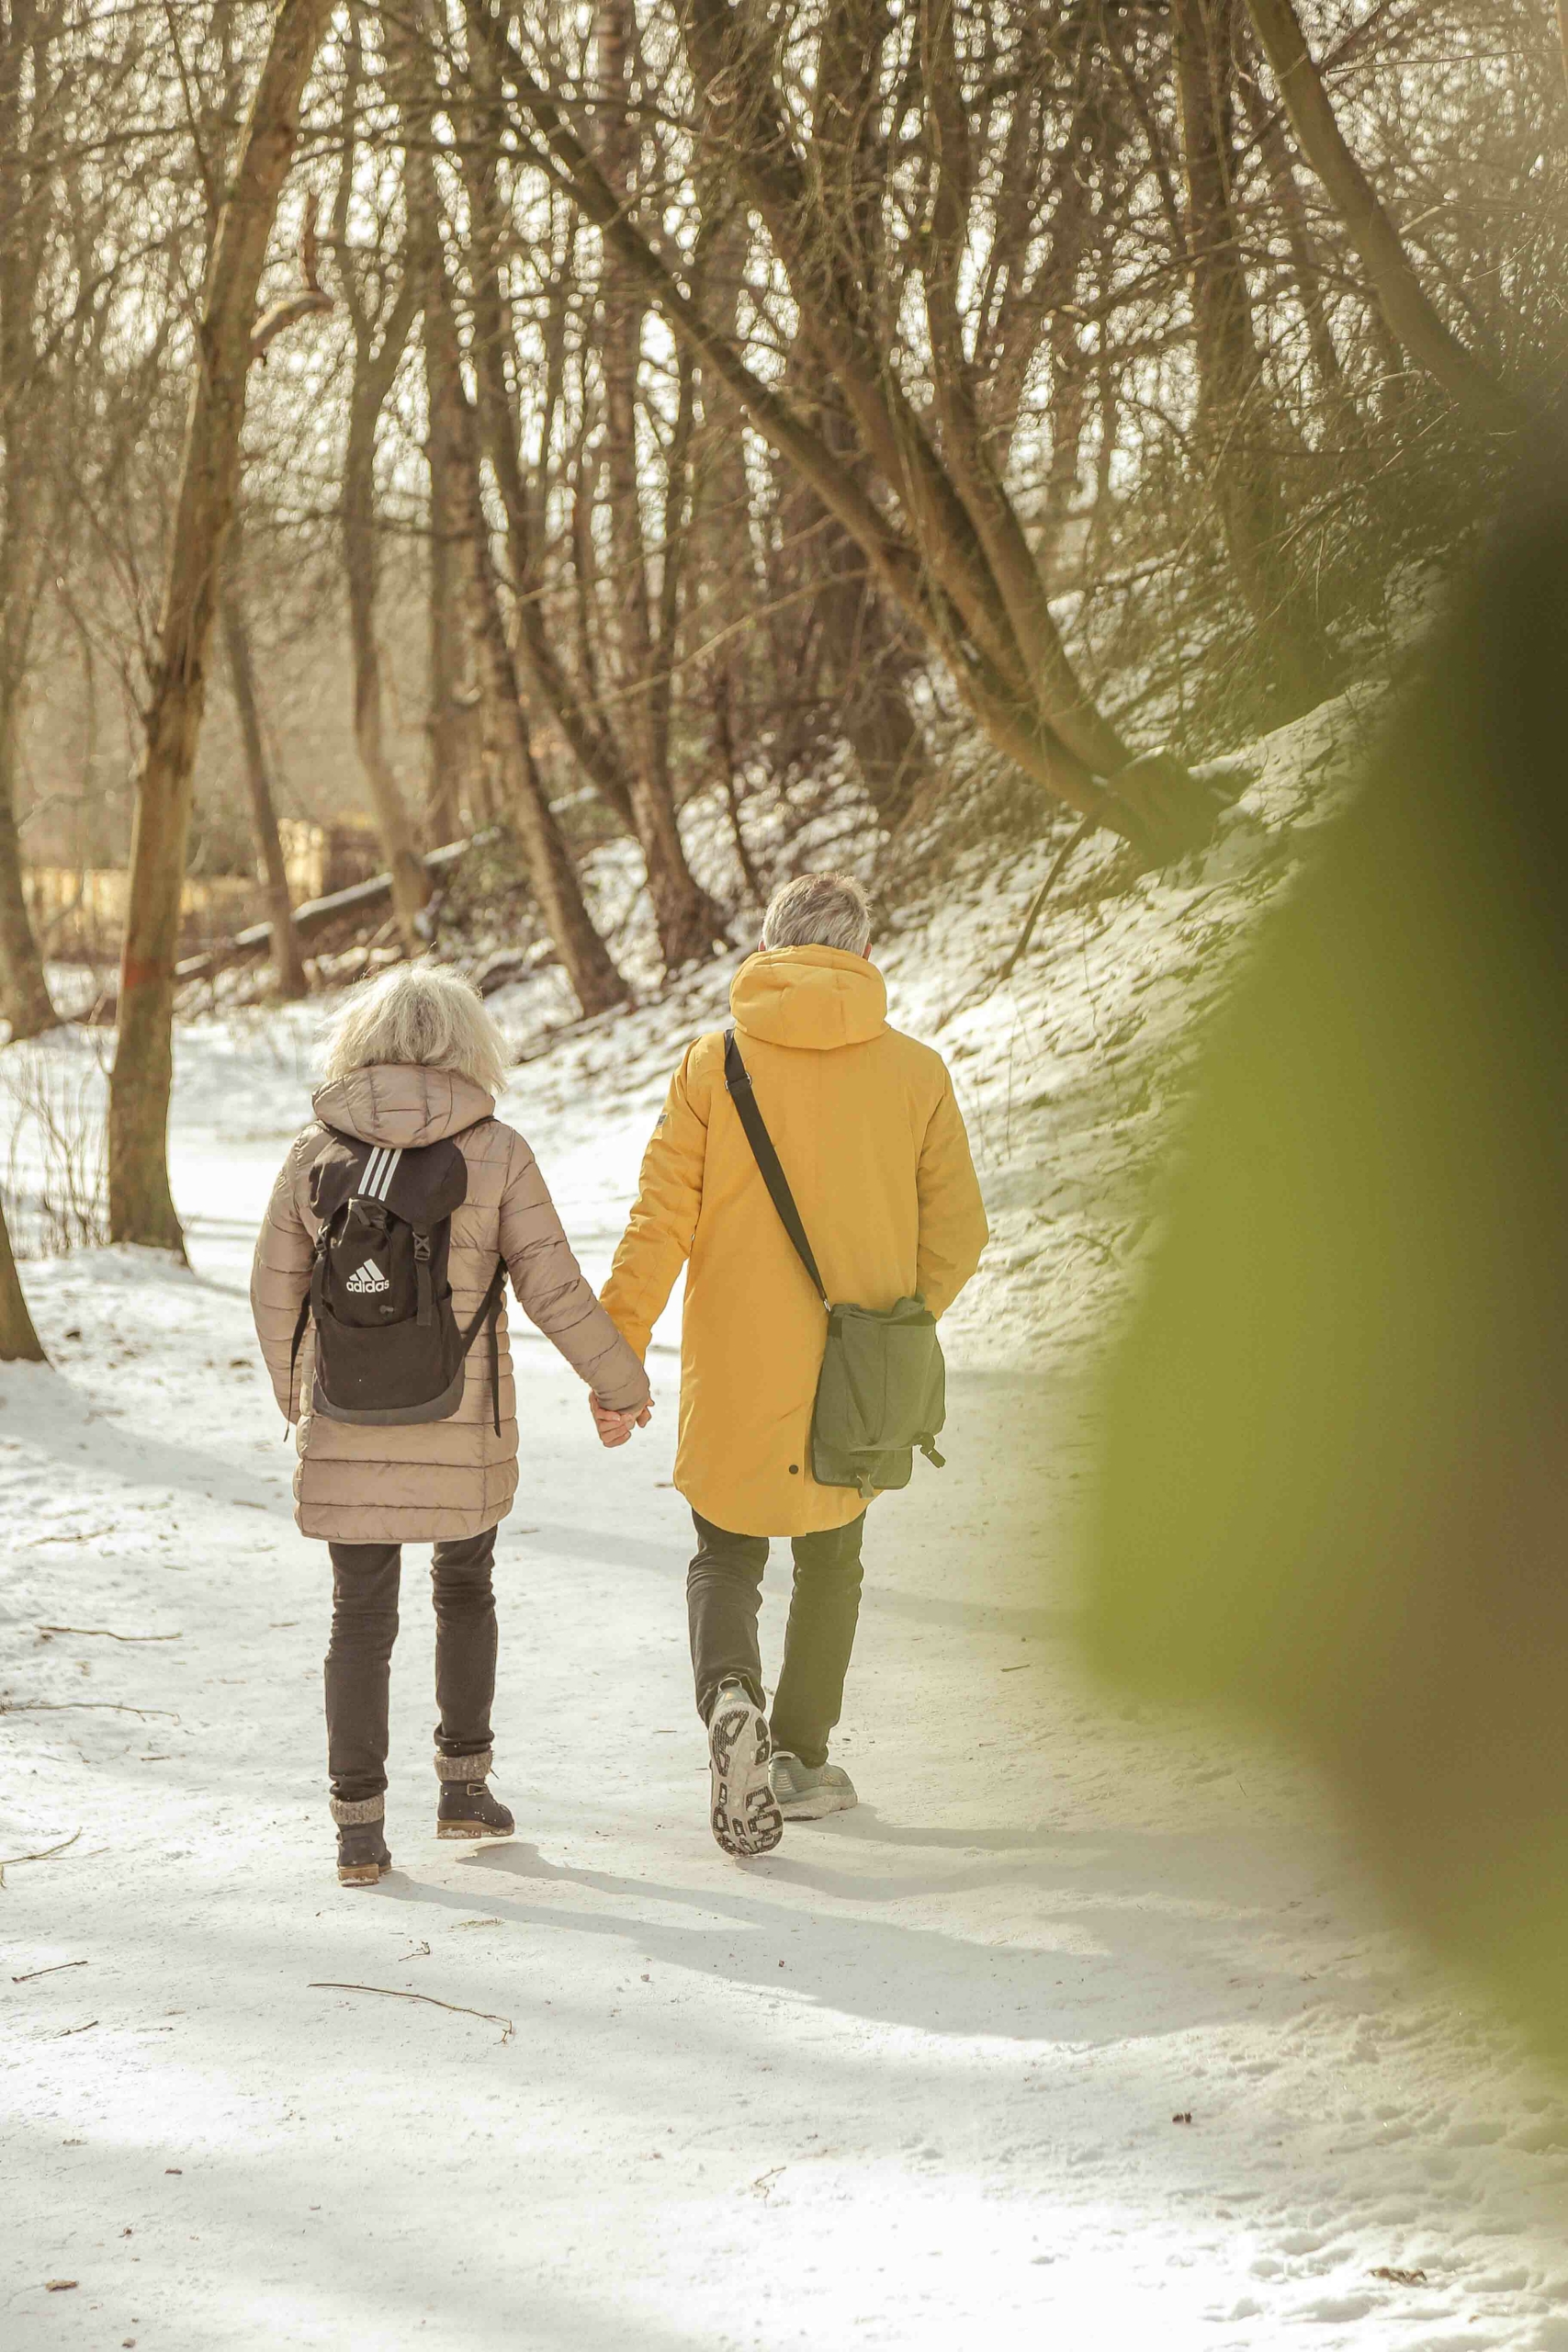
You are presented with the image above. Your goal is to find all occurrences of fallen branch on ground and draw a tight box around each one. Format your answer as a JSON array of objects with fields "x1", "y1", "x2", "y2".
[
  {"x1": 13, "y1": 1959, "x2": 88, "y2": 1982},
  {"x1": 309, "y1": 1982, "x2": 514, "y2": 2043},
  {"x1": 995, "y1": 813, "x2": 1100, "y2": 988},
  {"x1": 38, "y1": 1626, "x2": 181, "y2": 1643},
  {"x1": 937, "y1": 814, "x2": 1099, "y2": 1031},
  {"x1": 0, "y1": 1828, "x2": 81, "y2": 1889},
  {"x1": 171, "y1": 831, "x2": 488, "y2": 987}
]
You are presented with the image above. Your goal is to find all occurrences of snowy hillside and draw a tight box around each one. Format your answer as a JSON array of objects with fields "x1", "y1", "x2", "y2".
[
  {"x1": 7, "y1": 687, "x2": 1568, "y2": 2351},
  {"x1": 460, "y1": 679, "x2": 1383, "y2": 1374}
]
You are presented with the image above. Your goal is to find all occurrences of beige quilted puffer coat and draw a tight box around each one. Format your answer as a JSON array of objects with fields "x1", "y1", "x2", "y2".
[{"x1": 251, "y1": 1064, "x2": 650, "y2": 1543}]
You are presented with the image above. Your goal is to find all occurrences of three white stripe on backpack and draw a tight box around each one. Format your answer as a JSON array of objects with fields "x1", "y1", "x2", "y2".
[{"x1": 359, "y1": 1146, "x2": 402, "y2": 1202}]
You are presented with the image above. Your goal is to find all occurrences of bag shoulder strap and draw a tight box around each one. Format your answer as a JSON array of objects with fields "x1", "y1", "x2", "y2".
[{"x1": 723, "y1": 1029, "x2": 829, "y2": 1308}]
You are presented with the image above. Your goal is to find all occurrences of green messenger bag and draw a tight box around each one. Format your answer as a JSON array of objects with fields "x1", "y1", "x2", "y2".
[{"x1": 724, "y1": 1030, "x2": 947, "y2": 1501}]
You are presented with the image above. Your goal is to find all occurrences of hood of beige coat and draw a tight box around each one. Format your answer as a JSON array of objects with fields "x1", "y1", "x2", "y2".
[
  {"x1": 311, "y1": 1064, "x2": 496, "y2": 1148},
  {"x1": 729, "y1": 944, "x2": 886, "y2": 1051}
]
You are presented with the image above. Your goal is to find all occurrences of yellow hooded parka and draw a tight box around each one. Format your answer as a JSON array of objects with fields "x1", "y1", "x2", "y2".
[{"x1": 600, "y1": 944, "x2": 988, "y2": 1536}]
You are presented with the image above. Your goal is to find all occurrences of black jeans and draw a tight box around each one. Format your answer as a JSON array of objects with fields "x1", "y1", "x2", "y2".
[
  {"x1": 324, "y1": 1528, "x2": 499, "y2": 1804},
  {"x1": 688, "y1": 1510, "x2": 866, "y2": 1770}
]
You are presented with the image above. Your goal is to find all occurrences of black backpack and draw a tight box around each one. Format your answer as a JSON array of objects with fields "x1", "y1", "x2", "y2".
[{"x1": 288, "y1": 1129, "x2": 505, "y2": 1430}]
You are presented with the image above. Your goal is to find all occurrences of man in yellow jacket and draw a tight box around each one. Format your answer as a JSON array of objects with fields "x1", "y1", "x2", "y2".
[{"x1": 596, "y1": 873, "x2": 988, "y2": 1857}]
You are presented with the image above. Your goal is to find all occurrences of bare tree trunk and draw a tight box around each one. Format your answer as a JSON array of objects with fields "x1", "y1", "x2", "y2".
[
  {"x1": 0, "y1": 682, "x2": 55, "y2": 1039},
  {"x1": 453, "y1": 85, "x2": 637, "y2": 832},
  {"x1": 475, "y1": 6, "x2": 1224, "y2": 861},
  {"x1": 0, "y1": 0, "x2": 60, "y2": 1040},
  {"x1": 412, "y1": 155, "x2": 629, "y2": 1015},
  {"x1": 774, "y1": 371, "x2": 934, "y2": 825},
  {"x1": 1176, "y1": 0, "x2": 1334, "y2": 713},
  {"x1": 712, "y1": 664, "x2": 765, "y2": 909},
  {"x1": 1235, "y1": 46, "x2": 1346, "y2": 411},
  {"x1": 335, "y1": 35, "x2": 430, "y2": 954},
  {"x1": 220, "y1": 579, "x2": 307, "y2": 998},
  {"x1": 423, "y1": 407, "x2": 473, "y2": 842},
  {"x1": 1036, "y1": 307, "x2": 1091, "y2": 583},
  {"x1": 0, "y1": 1193, "x2": 43, "y2": 1360},
  {"x1": 1244, "y1": 0, "x2": 1521, "y2": 431},
  {"x1": 107, "y1": 0, "x2": 334, "y2": 1251},
  {"x1": 343, "y1": 413, "x2": 432, "y2": 950},
  {"x1": 807, "y1": 505, "x2": 931, "y2": 830},
  {"x1": 588, "y1": 0, "x2": 726, "y2": 967},
  {"x1": 455, "y1": 0, "x2": 722, "y2": 968}
]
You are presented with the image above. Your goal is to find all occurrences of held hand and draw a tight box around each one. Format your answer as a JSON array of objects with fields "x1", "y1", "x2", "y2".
[{"x1": 589, "y1": 1391, "x2": 653, "y2": 1448}]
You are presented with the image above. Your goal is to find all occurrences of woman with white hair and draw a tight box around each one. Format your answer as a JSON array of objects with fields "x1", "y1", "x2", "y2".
[{"x1": 251, "y1": 962, "x2": 650, "y2": 1886}]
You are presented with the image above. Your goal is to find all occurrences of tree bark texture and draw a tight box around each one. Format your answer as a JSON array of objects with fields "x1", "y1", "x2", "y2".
[
  {"x1": 343, "y1": 388, "x2": 433, "y2": 950},
  {"x1": 220, "y1": 579, "x2": 308, "y2": 998},
  {"x1": 423, "y1": 401, "x2": 477, "y2": 842},
  {"x1": 1244, "y1": 0, "x2": 1522, "y2": 432},
  {"x1": 474, "y1": 5, "x2": 1228, "y2": 862},
  {"x1": 0, "y1": 1193, "x2": 43, "y2": 1360},
  {"x1": 0, "y1": 0, "x2": 62, "y2": 1038},
  {"x1": 786, "y1": 457, "x2": 933, "y2": 831},
  {"x1": 107, "y1": 0, "x2": 335, "y2": 1250},
  {"x1": 1176, "y1": 0, "x2": 1334, "y2": 714},
  {"x1": 0, "y1": 684, "x2": 55, "y2": 1039},
  {"x1": 1235, "y1": 44, "x2": 1346, "y2": 412},
  {"x1": 336, "y1": 85, "x2": 431, "y2": 954},
  {"x1": 588, "y1": 0, "x2": 725, "y2": 968},
  {"x1": 415, "y1": 189, "x2": 629, "y2": 1015},
  {"x1": 452, "y1": 50, "x2": 638, "y2": 834}
]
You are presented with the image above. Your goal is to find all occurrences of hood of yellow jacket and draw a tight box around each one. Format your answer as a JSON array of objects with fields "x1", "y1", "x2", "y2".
[{"x1": 728, "y1": 944, "x2": 887, "y2": 1052}]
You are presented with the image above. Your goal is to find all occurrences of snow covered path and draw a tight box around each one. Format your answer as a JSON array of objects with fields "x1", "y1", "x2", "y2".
[{"x1": 4, "y1": 1025, "x2": 1568, "y2": 2350}]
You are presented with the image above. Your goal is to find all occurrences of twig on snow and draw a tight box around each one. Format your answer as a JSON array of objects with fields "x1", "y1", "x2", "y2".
[
  {"x1": 936, "y1": 812, "x2": 1098, "y2": 1031},
  {"x1": 38, "y1": 1626, "x2": 182, "y2": 1643},
  {"x1": 0, "y1": 1829, "x2": 82, "y2": 1889},
  {"x1": 309, "y1": 1982, "x2": 514, "y2": 2043},
  {"x1": 994, "y1": 813, "x2": 1100, "y2": 988},
  {"x1": 51, "y1": 2019, "x2": 97, "y2": 2039},
  {"x1": 1, "y1": 1702, "x2": 181, "y2": 1720},
  {"x1": 12, "y1": 1959, "x2": 88, "y2": 1982}
]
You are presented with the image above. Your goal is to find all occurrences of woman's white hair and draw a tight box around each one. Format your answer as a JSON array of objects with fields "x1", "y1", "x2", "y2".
[
  {"x1": 321, "y1": 962, "x2": 510, "y2": 1099},
  {"x1": 761, "y1": 871, "x2": 872, "y2": 956}
]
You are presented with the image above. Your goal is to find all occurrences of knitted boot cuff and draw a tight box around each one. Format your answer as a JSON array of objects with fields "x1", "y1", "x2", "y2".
[
  {"x1": 435, "y1": 1747, "x2": 492, "y2": 1782},
  {"x1": 330, "y1": 1794, "x2": 385, "y2": 1826}
]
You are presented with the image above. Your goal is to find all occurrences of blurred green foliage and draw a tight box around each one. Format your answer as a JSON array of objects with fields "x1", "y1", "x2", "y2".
[{"x1": 1089, "y1": 444, "x2": 1568, "y2": 2069}]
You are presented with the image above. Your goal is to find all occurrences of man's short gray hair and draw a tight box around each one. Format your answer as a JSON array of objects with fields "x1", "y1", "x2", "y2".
[{"x1": 761, "y1": 872, "x2": 873, "y2": 957}]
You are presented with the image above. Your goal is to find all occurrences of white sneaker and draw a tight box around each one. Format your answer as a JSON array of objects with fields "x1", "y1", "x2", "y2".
[
  {"x1": 707, "y1": 1680, "x2": 783, "y2": 1859},
  {"x1": 771, "y1": 1753, "x2": 858, "y2": 1820}
]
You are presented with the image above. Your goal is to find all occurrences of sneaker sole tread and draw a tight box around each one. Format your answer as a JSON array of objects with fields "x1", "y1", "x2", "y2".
[{"x1": 709, "y1": 1691, "x2": 783, "y2": 1859}]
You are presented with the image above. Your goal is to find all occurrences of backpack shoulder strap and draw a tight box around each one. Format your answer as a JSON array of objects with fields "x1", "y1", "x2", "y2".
[
  {"x1": 723, "y1": 1028, "x2": 829, "y2": 1309},
  {"x1": 457, "y1": 1260, "x2": 508, "y2": 1437}
]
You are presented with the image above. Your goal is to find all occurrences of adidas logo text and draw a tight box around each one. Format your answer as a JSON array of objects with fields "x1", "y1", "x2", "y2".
[{"x1": 345, "y1": 1261, "x2": 390, "y2": 1295}]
